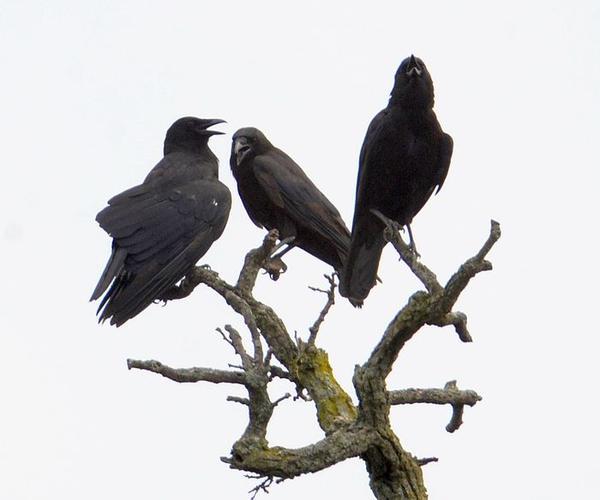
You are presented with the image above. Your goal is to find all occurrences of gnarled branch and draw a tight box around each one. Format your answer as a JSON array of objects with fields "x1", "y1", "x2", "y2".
[
  {"x1": 127, "y1": 221, "x2": 500, "y2": 499},
  {"x1": 389, "y1": 380, "x2": 482, "y2": 433}
]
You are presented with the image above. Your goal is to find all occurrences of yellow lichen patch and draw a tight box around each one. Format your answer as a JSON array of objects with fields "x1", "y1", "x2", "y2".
[{"x1": 294, "y1": 343, "x2": 357, "y2": 432}]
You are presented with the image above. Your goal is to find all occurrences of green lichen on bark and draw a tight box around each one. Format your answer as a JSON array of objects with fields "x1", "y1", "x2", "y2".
[
  {"x1": 294, "y1": 341, "x2": 357, "y2": 433},
  {"x1": 133, "y1": 224, "x2": 499, "y2": 499}
]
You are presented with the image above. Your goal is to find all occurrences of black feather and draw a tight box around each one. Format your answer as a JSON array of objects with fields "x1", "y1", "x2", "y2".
[
  {"x1": 230, "y1": 127, "x2": 350, "y2": 273},
  {"x1": 91, "y1": 117, "x2": 231, "y2": 326},
  {"x1": 340, "y1": 56, "x2": 453, "y2": 305}
]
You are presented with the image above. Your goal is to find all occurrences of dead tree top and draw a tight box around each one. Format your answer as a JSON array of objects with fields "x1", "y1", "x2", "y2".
[{"x1": 128, "y1": 219, "x2": 500, "y2": 499}]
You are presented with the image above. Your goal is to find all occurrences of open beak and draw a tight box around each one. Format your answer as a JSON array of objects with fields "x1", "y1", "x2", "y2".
[
  {"x1": 201, "y1": 118, "x2": 227, "y2": 135},
  {"x1": 406, "y1": 55, "x2": 422, "y2": 77}
]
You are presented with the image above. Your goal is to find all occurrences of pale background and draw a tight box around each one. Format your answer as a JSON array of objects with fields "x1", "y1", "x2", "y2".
[{"x1": 1, "y1": 1, "x2": 598, "y2": 498}]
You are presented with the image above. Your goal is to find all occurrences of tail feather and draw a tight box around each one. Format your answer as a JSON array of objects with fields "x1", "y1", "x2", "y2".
[
  {"x1": 340, "y1": 216, "x2": 385, "y2": 306},
  {"x1": 90, "y1": 246, "x2": 127, "y2": 301}
]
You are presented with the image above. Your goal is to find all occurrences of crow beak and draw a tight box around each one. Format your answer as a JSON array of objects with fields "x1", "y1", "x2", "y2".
[
  {"x1": 406, "y1": 55, "x2": 422, "y2": 77},
  {"x1": 202, "y1": 118, "x2": 227, "y2": 135},
  {"x1": 233, "y1": 137, "x2": 251, "y2": 165}
]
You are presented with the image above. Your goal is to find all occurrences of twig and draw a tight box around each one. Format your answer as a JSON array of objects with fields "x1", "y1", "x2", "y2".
[
  {"x1": 224, "y1": 325, "x2": 254, "y2": 370},
  {"x1": 361, "y1": 220, "x2": 501, "y2": 379},
  {"x1": 157, "y1": 232, "x2": 277, "y2": 368},
  {"x1": 248, "y1": 476, "x2": 274, "y2": 500},
  {"x1": 416, "y1": 457, "x2": 439, "y2": 466},
  {"x1": 227, "y1": 396, "x2": 250, "y2": 406},
  {"x1": 217, "y1": 326, "x2": 253, "y2": 370},
  {"x1": 370, "y1": 209, "x2": 443, "y2": 294},
  {"x1": 475, "y1": 220, "x2": 502, "y2": 261},
  {"x1": 126, "y1": 359, "x2": 246, "y2": 385},
  {"x1": 217, "y1": 327, "x2": 236, "y2": 349},
  {"x1": 272, "y1": 393, "x2": 292, "y2": 408},
  {"x1": 440, "y1": 220, "x2": 501, "y2": 309},
  {"x1": 225, "y1": 299, "x2": 264, "y2": 364},
  {"x1": 308, "y1": 273, "x2": 337, "y2": 345}
]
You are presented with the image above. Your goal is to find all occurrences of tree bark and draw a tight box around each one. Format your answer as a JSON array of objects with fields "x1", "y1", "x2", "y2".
[{"x1": 127, "y1": 221, "x2": 500, "y2": 498}]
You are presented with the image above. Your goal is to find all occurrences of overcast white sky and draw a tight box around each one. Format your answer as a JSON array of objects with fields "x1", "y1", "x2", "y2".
[{"x1": 1, "y1": 1, "x2": 599, "y2": 498}]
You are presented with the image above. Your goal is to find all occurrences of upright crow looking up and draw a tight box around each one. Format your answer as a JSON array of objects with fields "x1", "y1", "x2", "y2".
[
  {"x1": 91, "y1": 117, "x2": 231, "y2": 326},
  {"x1": 340, "y1": 56, "x2": 453, "y2": 305},
  {"x1": 230, "y1": 127, "x2": 351, "y2": 274}
]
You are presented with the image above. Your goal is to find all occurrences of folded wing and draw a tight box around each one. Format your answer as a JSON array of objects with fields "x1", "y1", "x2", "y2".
[{"x1": 91, "y1": 179, "x2": 231, "y2": 326}]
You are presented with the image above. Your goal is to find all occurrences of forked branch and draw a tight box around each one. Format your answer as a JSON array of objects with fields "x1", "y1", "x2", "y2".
[{"x1": 127, "y1": 221, "x2": 500, "y2": 499}]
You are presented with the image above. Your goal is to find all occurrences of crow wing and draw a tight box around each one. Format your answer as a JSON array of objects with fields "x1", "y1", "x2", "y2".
[
  {"x1": 434, "y1": 132, "x2": 453, "y2": 194},
  {"x1": 252, "y1": 149, "x2": 350, "y2": 255},
  {"x1": 92, "y1": 177, "x2": 231, "y2": 326}
]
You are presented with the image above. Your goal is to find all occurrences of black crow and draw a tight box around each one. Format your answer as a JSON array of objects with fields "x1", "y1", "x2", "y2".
[
  {"x1": 340, "y1": 56, "x2": 453, "y2": 305},
  {"x1": 91, "y1": 117, "x2": 231, "y2": 326},
  {"x1": 230, "y1": 127, "x2": 350, "y2": 274}
]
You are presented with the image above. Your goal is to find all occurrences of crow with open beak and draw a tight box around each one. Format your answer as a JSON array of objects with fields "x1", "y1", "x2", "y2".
[
  {"x1": 340, "y1": 56, "x2": 453, "y2": 306},
  {"x1": 91, "y1": 117, "x2": 231, "y2": 326}
]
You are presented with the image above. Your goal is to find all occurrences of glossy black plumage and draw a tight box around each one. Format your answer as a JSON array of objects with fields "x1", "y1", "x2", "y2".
[
  {"x1": 230, "y1": 127, "x2": 350, "y2": 273},
  {"x1": 340, "y1": 56, "x2": 453, "y2": 305},
  {"x1": 91, "y1": 117, "x2": 231, "y2": 326}
]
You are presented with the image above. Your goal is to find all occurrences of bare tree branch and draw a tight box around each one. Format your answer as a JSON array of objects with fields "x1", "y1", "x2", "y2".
[
  {"x1": 236, "y1": 230, "x2": 280, "y2": 295},
  {"x1": 438, "y1": 220, "x2": 501, "y2": 312},
  {"x1": 446, "y1": 402, "x2": 465, "y2": 433},
  {"x1": 351, "y1": 220, "x2": 500, "y2": 497},
  {"x1": 371, "y1": 208, "x2": 443, "y2": 295},
  {"x1": 179, "y1": 240, "x2": 357, "y2": 435},
  {"x1": 388, "y1": 383, "x2": 482, "y2": 407},
  {"x1": 268, "y1": 365, "x2": 293, "y2": 381},
  {"x1": 126, "y1": 359, "x2": 246, "y2": 385},
  {"x1": 389, "y1": 380, "x2": 482, "y2": 434},
  {"x1": 443, "y1": 380, "x2": 473, "y2": 433},
  {"x1": 127, "y1": 221, "x2": 500, "y2": 499},
  {"x1": 217, "y1": 325, "x2": 253, "y2": 369},
  {"x1": 308, "y1": 273, "x2": 337, "y2": 345},
  {"x1": 222, "y1": 425, "x2": 378, "y2": 478},
  {"x1": 429, "y1": 311, "x2": 472, "y2": 342},
  {"x1": 248, "y1": 476, "x2": 274, "y2": 500},
  {"x1": 362, "y1": 219, "x2": 501, "y2": 380},
  {"x1": 416, "y1": 457, "x2": 439, "y2": 466},
  {"x1": 271, "y1": 393, "x2": 292, "y2": 408},
  {"x1": 227, "y1": 396, "x2": 251, "y2": 406},
  {"x1": 388, "y1": 380, "x2": 481, "y2": 432}
]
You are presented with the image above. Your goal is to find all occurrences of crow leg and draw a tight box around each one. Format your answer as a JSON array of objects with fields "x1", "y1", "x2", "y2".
[
  {"x1": 270, "y1": 237, "x2": 296, "y2": 260},
  {"x1": 406, "y1": 224, "x2": 421, "y2": 258},
  {"x1": 261, "y1": 237, "x2": 295, "y2": 281}
]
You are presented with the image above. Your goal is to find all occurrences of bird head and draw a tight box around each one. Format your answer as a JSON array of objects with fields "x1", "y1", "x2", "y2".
[
  {"x1": 230, "y1": 127, "x2": 272, "y2": 168},
  {"x1": 390, "y1": 55, "x2": 434, "y2": 109},
  {"x1": 164, "y1": 117, "x2": 226, "y2": 155}
]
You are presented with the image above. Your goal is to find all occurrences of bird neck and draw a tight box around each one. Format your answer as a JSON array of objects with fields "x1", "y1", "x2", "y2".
[
  {"x1": 164, "y1": 149, "x2": 220, "y2": 180},
  {"x1": 197, "y1": 148, "x2": 220, "y2": 179},
  {"x1": 387, "y1": 101, "x2": 430, "y2": 122},
  {"x1": 389, "y1": 94, "x2": 434, "y2": 111},
  {"x1": 163, "y1": 138, "x2": 210, "y2": 156}
]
